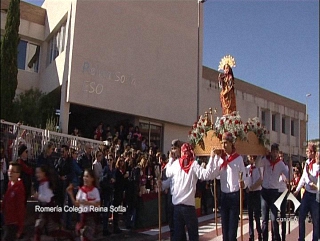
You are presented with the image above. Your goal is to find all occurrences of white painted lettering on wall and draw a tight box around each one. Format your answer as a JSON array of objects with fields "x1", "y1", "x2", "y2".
[{"x1": 82, "y1": 61, "x2": 136, "y2": 94}]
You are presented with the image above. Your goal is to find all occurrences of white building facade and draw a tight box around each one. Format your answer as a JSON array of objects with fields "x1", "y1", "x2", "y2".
[{"x1": 1, "y1": 0, "x2": 307, "y2": 159}]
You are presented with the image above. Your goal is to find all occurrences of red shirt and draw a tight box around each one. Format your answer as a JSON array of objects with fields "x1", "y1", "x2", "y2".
[
  {"x1": 2, "y1": 180, "x2": 26, "y2": 234},
  {"x1": 17, "y1": 158, "x2": 34, "y2": 176}
]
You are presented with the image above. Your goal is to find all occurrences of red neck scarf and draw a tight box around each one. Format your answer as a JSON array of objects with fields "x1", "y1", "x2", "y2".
[
  {"x1": 249, "y1": 164, "x2": 256, "y2": 176},
  {"x1": 80, "y1": 185, "x2": 95, "y2": 201},
  {"x1": 220, "y1": 152, "x2": 239, "y2": 170},
  {"x1": 293, "y1": 176, "x2": 300, "y2": 186},
  {"x1": 269, "y1": 157, "x2": 281, "y2": 171},
  {"x1": 39, "y1": 177, "x2": 49, "y2": 185},
  {"x1": 120, "y1": 167, "x2": 126, "y2": 175},
  {"x1": 309, "y1": 159, "x2": 316, "y2": 172},
  {"x1": 179, "y1": 143, "x2": 195, "y2": 174},
  {"x1": 161, "y1": 161, "x2": 167, "y2": 170}
]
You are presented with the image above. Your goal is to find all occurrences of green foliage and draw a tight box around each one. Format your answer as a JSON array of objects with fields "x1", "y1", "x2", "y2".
[
  {"x1": 10, "y1": 88, "x2": 56, "y2": 128},
  {"x1": 45, "y1": 115, "x2": 59, "y2": 132},
  {"x1": 0, "y1": 0, "x2": 20, "y2": 119}
]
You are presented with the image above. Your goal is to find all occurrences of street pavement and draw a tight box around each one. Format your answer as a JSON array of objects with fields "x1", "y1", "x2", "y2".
[{"x1": 6, "y1": 201, "x2": 314, "y2": 241}]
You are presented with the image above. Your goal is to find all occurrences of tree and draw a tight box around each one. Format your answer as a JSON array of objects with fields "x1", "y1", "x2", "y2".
[
  {"x1": 10, "y1": 88, "x2": 57, "y2": 128},
  {"x1": 0, "y1": 0, "x2": 20, "y2": 119}
]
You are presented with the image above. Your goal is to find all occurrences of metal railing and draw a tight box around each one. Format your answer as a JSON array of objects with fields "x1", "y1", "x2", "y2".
[{"x1": 0, "y1": 120, "x2": 104, "y2": 161}]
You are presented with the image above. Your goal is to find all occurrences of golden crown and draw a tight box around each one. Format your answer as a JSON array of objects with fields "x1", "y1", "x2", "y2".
[{"x1": 218, "y1": 55, "x2": 236, "y2": 71}]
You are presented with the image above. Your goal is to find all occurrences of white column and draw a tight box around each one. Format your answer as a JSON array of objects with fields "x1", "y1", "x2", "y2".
[{"x1": 59, "y1": 79, "x2": 70, "y2": 134}]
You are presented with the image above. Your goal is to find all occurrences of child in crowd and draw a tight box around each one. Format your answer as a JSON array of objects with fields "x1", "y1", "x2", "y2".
[
  {"x1": 1, "y1": 162, "x2": 26, "y2": 241},
  {"x1": 33, "y1": 165, "x2": 74, "y2": 241},
  {"x1": 246, "y1": 155, "x2": 263, "y2": 241},
  {"x1": 67, "y1": 169, "x2": 100, "y2": 241}
]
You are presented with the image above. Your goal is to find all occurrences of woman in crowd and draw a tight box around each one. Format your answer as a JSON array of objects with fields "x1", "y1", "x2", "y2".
[
  {"x1": 112, "y1": 156, "x2": 129, "y2": 234},
  {"x1": 71, "y1": 127, "x2": 81, "y2": 137},
  {"x1": 137, "y1": 157, "x2": 148, "y2": 196},
  {"x1": 65, "y1": 148, "x2": 83, "y2": 230},
  {"x1": 16, "y1": 144, "x2": 34, "y2": 205},
  {"x1": 132, "y1": 126, "x2": 142, "y2": 149},
  {"x1": 0, "y1": 142, "x2": 9, "y2": 198},
  {"x1": 125, "y1": 157, "x2": 140, "y2": 229},
  {"x1": 36, "y1": 141, "x2": 56, "y2": 170},
  {"x1": 100, "y1": 154, "x2": 116, "y2": 236}
]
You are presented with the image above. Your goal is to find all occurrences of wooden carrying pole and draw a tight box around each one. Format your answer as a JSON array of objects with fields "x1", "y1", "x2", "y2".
[
  {"x1": 214, "y1": 178, "x2": 218, "y2": 236},
  {"x1": 239, "y1": 172, "x2": 244, "y2": 241},
  {"x1": 157, "y1": 168, "x2": 162, "y2": 241},
  {"x1": 158, "y1": 185, "x2": 162, "y2": 241}
]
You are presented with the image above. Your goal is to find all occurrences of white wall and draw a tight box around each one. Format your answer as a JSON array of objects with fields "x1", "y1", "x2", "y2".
[
  {"x1": 67, "y1": 0, "x2": 199, "y2": 126},
  {"x1": 163, "y1": 123, "x2": 190, "y2": 155}
]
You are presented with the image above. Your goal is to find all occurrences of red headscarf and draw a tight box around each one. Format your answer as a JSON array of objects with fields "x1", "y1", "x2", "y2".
[{"x1": 179, "y1": 143, "x2": 195, "y2": 174}]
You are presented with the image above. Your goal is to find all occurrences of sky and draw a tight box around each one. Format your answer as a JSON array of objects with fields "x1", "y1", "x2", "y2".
[{"x1": 23, "y1": 0, "x2": 319, "y2": 140}]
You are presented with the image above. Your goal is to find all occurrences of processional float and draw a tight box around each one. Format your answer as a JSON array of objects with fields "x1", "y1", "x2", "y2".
[{"x1": 188, "y1": 55, "x2": 270, "y2": 240}]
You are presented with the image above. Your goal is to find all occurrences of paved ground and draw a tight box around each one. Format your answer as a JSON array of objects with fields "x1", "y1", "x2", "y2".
[
  {"x1": 8, "y1": 201, "x2": 165, "y2": 241},
  {"x1": 2, "y1": 201, "x2": 314, "y2": 241}
]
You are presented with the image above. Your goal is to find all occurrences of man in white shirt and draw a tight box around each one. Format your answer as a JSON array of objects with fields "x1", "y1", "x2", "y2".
[
  {"x1": 165, "y1": 143, "x2": 215, "y2": 241},
  {"x1": 277, "y1": 151, "x2": 288, "y2": 241},
  {"x1": 294, "y1": 143, "x2": 319, "y2": 241},
  {"x1": 256, "y1": 143, "x2": 291, "y2": 241},
  {"x1": 210, "y1": 132, "x2": 247, "y2": 241},
  {"x1": 246, "y1": 155, "x2": 263, "y2": 241},
  {"x1": 161, "y1": 139, "x2": 186, "y2": 241}
]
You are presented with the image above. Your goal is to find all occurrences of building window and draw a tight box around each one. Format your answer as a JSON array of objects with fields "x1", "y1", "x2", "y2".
[
  {"x1": 272, "y1": 114, "x2": 276, "y2": 131},
  {"x1": 291, "y1": 120, "x2": 295, "y2": 136},
  {"x1": 261, "y1": 110, "x2": 266, "y2": 126},
  {"x1": 139, "y1": 121, "x2": 162, "y2": 151},
  {"x1": 18, "y1": 40, "x2": 40, "y2": 72},
  {"x1": 282, "y1": 117, "x2": 286, "y2": 134},
  {"x1": 18, "y1": 40, "x2": 27, "y2": 69},
  {"x1": 47, "y1": 22, "x2": 66, "y2": 65}
]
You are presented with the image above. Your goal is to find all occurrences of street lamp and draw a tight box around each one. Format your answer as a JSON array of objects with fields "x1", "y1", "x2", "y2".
[
  {"x1": 197, "y1": 0, "x2": 206, "y2": 119},
  {"x1": 306, "y1": 93, "x2": 311, "y2": 145}
]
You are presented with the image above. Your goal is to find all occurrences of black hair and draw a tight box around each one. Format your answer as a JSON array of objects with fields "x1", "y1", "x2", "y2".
[
  {"x1": 61, "y1": 144, "x2": 69, "y2": 151},
  {"x1": 37, "y1": 165, "x2": 56, "y2": 191}
]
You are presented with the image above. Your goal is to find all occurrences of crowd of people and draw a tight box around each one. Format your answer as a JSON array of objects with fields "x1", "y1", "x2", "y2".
[
  {"x1": 160, "y1": 134, "x2": 319, "y2": 241},
  {"x1": 0, "y1": 127, "x2": 170, "y2": 241},
  {"x1": 0, "y1": 120, "x2": 319, "y2": 241}
]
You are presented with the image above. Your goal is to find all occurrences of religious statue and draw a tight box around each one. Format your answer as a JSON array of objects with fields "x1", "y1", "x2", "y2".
[{"x1": 218, "y1": 55, "x2": 237, "y2": 115}]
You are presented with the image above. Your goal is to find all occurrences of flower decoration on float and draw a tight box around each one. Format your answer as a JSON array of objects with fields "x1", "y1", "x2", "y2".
[
  {"x1": 214, "y1": 111, "x2": 246, "y2": 143},
  {"x1": 188, "y1": 108, "x2": 270, "y2": 152},
  {"x1": 218, "y1": 54, "x2": 236, "y2": 71},
  {"x1": 244, "y1": 117, "x2": 270, "y2": 146},
  {"x1": 188, "y1": 114, "x2": 212, "y2": 146}
]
